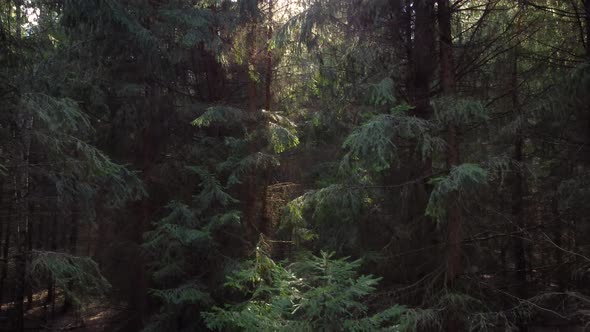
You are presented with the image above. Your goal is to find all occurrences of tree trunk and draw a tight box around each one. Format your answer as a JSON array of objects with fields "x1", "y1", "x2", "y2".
[
  {"x1": 413, "y1": 0, "x2": 436, "y2": 194},
  {"x1": 585, "y1": 0, "x2": 590, "y2": 58},
  {"x1": 12, "y1": 135, "x2": 32, "y2": 327},
  {"x1": 0, "y1": 193, "x2": 11, "y2": 311},
  {"x1": 0, "y1": 180, "x2": 3, "y2": 308},
  {"x1": 264, "y1": 0, "x2": 273, "y2": 111},
  {"x1": 438, "y1": 0, "x2": 461, "y2": 285},
  {"x1": 438, "y1": 0, "x2": 462, "y2": 329},
  {"x1": 584, "y1": 0, "x2": 590, "y2": 167},
  {"x1": 25, "y1": 202, "x2": 34, "y2": 311},
  {"x1": 511, "y1": 6, "x2": 527, "y2": 299},
  {"x1": 244, "y1": 11, "x2": 261, "y2": 244},
  {"x1": 45, "y1": 213, "x2": 58, "y2": 320},
  {"x1": 511, "y1": 136, "x2": 527, "y2": 293},
  {"x1": 62, "y1": 206, "x2": 79, "y2": 313},
  {"x1": 412, "y1": 0, "x2": 436, "y2": 121},
  {"x1": 13, "y1": 2, "x2": 32, "y2": 330},
  {"x1": 406, "y1": 0, "x2": 436, "y2": 234}
]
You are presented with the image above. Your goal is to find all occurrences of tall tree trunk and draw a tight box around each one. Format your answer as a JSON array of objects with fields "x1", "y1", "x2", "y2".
[
  {"x1": 438, "y1": 0, "x2": 461, "y2": 285},
  {"x1": 244, "y1": 9, "x2": 261, "y2": 244},
  {"x1": 511, "y1": 6, "x2": 527, "y2": 299},
  {"x1": 25, "y1": 202, "x2": 34, "y2": 311},
  {"x1": 585, "y1": 0, "x2": 590, "y2": 58},
  {"x1": 0, "y1": 180, "x2": 4, "y2": 311},
  {"x1": 62, "y1": 205, "x2": 78, "y2": 313},
  {"x1": 584, "y1": 0, "x2": 590, "y2": 166},
  {"x1": 438, "y1": 2, "x2": 462, "y2": 331},
  {"x1": 264, "y1": 0, "x2": 273, "y2": 111},
  {"x1": 412, "y1": 0, "x2": 436, "y2": 121},
  {"x1": 45, "y1": 212, "x2": 58, "y2": 321},
  {"x1": 12, "y1": 137, "x2": 32, "y2": 325},
  {"x1": 0, "y1": 181, "x2": 3, "y2": 299},
  {"x1": 551, "y1": 197, "x2": 566, "y2": 290},
  {"x1": 247, "y1": 21, "x2": 258, "y2": 115},
  {"x1": 13, "y1": 1, "x2": 32, "y2": 330},
  {"x1": 511, "y1": 134, "x2": 527, "y2": 293},
  {"x1": 407, "y1": 0, "x2": 436, "y2": 227},
  {"x1": 0, "y1": 193, "x2": 11, "y2": 311}
]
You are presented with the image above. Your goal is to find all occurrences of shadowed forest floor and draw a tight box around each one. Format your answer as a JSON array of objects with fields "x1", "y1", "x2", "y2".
[{"x1": 2, "y1": 294, "x2": 124, "y2": 332}]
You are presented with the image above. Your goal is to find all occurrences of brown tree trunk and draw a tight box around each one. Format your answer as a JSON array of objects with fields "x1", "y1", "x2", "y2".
[
  {"x1": 45, "y1": 213, "x2": 58, "y2": 320},
  {"x1": 0, "y1": 194, "x2": 11, "y2": 311},
  {"x1": 62, "y1": 205, "x2": 79, "y2": 313},
  {"x1": 25, "y1": 202, "x2": 34, "y2": 311},
  {"x1": 438, "y1": 1, "x2": 462, "y2": 330},
  {"x1": 511, "y1": 6, "x2": 527, "y2": 299},
  {"x1": 0, "y1": 180, "x2": 5, "y2": 311},
  {"x1": 244, "y1": 8, "x2": 261, "y2": 244},
  {"x1": 264, "y1": 0, "x2": 273, "y2": 111},
  {"x1": 0, "y1": 180, "x2": 3, "y2": 304},
  {"x1": 438, "y1": 0, "x2": 461, "y2": 285},
  {"x1": 511, "y1": 136, "x2": 527, "y2": 293},
  {"x1": 584, "y1": 0, "x2": 590, "y2": 166},
  {"x1": 413, "y1": 0, "x2": 436, "y2": 195},
  {"x1": 13, "y1": 2, "x2": 32, "y2": 330},
  {"x1": 406, "y1": 0, "x2": 436, "y2": 230},
  {"x1": 585, "y1": 0, "x2": 590, "y2": 58},
  {"x1": 12, "y1": 144, "x2": 32, "y2": 326},
  {"x1": 412, "y1": 0, "x2": 436, "y2": 121}
]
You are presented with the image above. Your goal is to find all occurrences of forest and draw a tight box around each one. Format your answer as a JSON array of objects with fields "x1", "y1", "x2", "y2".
[{"x1": 1, "y1": 0, "x2": 590, "y2": 331}]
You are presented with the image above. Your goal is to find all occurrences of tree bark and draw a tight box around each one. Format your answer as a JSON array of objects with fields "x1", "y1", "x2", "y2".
[
  {"x1": 585, "y1": 0, "x2": 590, "y2": 58},
  {"x1": 62, "y1": 205, "x2": 79, "y2": 313},
  {"x1": 13, "y1": 2, "x2": 32, "y2": 330},
  {"x1": 412, "y1": 0, "x2": 436, "y2": 121},
  {"x1": 264, "y1": 0, "x2": 273, "y2": 111},
  {"x1": 45, "y1": 213, "x2": 58, "y2": 320},
  {"x1": 405, "y1": 0, "x2": 436, "y2": 235},
  {"x1": 0, "y1": 192, "x2": 11, "y2": 311},
  {"x1": 438, "y1": 0, "x2": 461, "y2": 285},
  {"x1": 511, "y1": 5, "x2": 527, "y2": 299},
  {"x1": 438, "y1": 1, "x2": 462, "y2": 329},
  {"x1": 25, "y1": 202, "x2": 34, "y2": 311},
  {"x1": 413, "y1": 0, "x2": 437, "y2": 199},
  {"x1": 244, "y1": 6, "x2": 262, "y2": 244}
]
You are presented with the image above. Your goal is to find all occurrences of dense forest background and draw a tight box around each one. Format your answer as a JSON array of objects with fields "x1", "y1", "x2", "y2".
[{"x1": 1, "y1": 0, "x2": 590, "y2": 331}]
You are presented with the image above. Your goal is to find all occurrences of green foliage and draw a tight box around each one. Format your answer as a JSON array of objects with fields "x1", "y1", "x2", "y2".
[
  {"x1": 142, "y1": 201, "x2": 219, "y2": 331},
  {"x1": 192, "y1": 106, "x2": 248, "y2": 128},
  {"x1": 23, "y1": 93, "x2": 92, "y2": 133},
  {"x1": 280, "y1": 195, "x2": 318, "y2": 245},
  {"x1": 204, "y1": 250, "x2": 406, "y2": 331},
  {"x1": 369, "y1": 77, "x2": 396, "y2": 106},
  {"x1": 557, "y1": 174, "x2": 590, "y2": 213},
  {"x1": 143, "y1": 202, "x2": 213, "y2": 281},
  {"x1": 269, "y1": 122, "x2": 300, "y2": 153},
  {"x1": 341, "y1": 111, "x2": 444, "y2": 172},
  {"x1": 149, "y1": 282, "x2": 211, "y2": 306},
  {"x1": 426, "y1": 163, "x2": 488, "y2": 221},
  {"x1": 342, "y1": 115, "x2": 397, "y2": 172},
  {"x1": 399, "y1": 308, "x2": 442, "y2": 332},
  {"x1": 341, "y1": 113, "x2": 442, "y2": 172},
  {"x1": 30, "y1": 250, "x2": 111, "y2": 305},
  {"x1": 5, "y1": 0, "x2": 588, "y2": 330},
  {"x1": 226, "y1": 152, "x2": 280, "y2": 186},
  {"x1": 187, "y1": 167, "x2": 240, "y2": 209},
  {"x1": 432, "y1": 97, "x2": 488, "y2": 126},
  {"x1": 21, "y1": 92, "x2": 145, "y2": 209},
  {"x1": 279, "y1": 182, "x2": 372, "y2": 251}
]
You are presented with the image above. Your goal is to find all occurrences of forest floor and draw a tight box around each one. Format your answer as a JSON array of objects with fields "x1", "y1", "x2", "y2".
[
  {"x1": 36, "y1": 302, "x2": 124, "y2": 332},
  {"x1": 0, "y1": 291, "x2": 125, "y2": 331}
]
